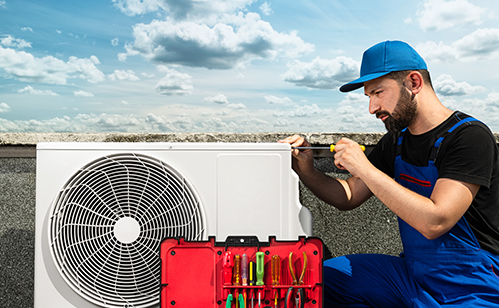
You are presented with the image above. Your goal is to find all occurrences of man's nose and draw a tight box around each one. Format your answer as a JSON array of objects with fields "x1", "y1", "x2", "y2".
[{"x1": 368, "y1": 97, "x2": 380, "y2": 115}]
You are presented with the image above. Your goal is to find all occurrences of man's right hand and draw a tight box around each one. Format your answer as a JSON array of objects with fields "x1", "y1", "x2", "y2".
[{"x1": 278, "y1": 134, "x2": 315, "y2": 176}]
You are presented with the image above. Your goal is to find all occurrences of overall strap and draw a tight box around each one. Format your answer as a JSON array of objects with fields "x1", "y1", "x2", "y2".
[
  {"x1": 395, "y1": 128, "x2": 407, "y2": 157},
  {"x1": 429, "y1": 113, "x2": 481, "y2": 163}
]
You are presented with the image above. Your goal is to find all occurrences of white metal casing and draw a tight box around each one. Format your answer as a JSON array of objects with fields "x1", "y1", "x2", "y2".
[{"x1": 34, "y1": 142, "x2": 312, "y2": 308}]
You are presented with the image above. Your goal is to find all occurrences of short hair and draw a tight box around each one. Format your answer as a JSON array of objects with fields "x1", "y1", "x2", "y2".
[{"x1": 385, "y1": 69, "x2": 433, "y2": 90}]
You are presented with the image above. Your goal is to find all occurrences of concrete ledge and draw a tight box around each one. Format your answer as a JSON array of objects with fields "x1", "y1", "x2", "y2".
[{"x1": 0, "y1": 132, "x2": 386, "y2": 145}]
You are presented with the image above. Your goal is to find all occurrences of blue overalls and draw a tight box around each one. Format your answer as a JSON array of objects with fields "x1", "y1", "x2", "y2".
[{"x1": 324, "y1": 117, "x2": 499, "y2": 307}]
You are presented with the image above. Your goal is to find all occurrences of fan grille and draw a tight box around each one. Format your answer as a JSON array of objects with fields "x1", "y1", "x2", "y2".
[{"x1": 48, "y1": 153, "x2": 205, "y2": 307}]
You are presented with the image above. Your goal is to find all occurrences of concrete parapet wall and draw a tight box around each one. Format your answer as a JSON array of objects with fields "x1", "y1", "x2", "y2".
[{"x1": 1, "y1": 132, "x2": 491, "y2": 307}]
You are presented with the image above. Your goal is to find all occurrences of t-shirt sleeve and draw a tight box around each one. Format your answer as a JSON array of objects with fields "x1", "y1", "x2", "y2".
[
  {"x1": 437, "y1": 124, "x2": 496, "y2": 188},
  {"x1": 368, "y1": 132, "x2": 396, "y2": 178}
]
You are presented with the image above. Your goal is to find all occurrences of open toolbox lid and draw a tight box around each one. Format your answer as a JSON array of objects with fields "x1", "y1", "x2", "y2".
[{"x1": 160, "y1": 236, "x2": 323, "y2": 307}]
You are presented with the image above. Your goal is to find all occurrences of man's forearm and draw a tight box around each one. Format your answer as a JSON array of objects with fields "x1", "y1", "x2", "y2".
[{"x1": 298, "y1": 167, "x2": 366, "y2": 211}]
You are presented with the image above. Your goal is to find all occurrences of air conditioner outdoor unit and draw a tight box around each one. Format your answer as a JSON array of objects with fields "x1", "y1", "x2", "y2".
[{"x1": 34, "y1": 142, "x2": 312, "y2": 308}]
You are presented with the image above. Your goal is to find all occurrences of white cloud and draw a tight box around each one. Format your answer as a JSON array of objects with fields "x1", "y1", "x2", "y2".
[
  {"x1": 74, "y1": 90, "x2": 95, "y2": 97},
  {"x1": 155, "y1": 67, "x2": 194, "y2": 95},
  {"x1": 203, "y1": 93, "x2": 246, "y2": 109},
  {"x1": 21, "y1": 27, "x2": 33, "y2": 32},
  {"x1": 141, "y1": 72, "x2": 155, "y2": 78},
  {"x1": 339, "y1": 92, "x2": 369, "y2": 105},
  {"x1": 17, "y1": 85, "x2": 59, "y2": 96},
  {"x1": 113, "y1": 0, "x2": 255, "y2": 22},
  {"x1": 417, "y1": 0, "x2": 486, "y2": 32},
  {"x1": 111, "y1": 38, "x2": 119, "y2": 46},
  {"x1": 0, "y1": 46, "x2": 105, "y2": 84},
  {"x1": 226, "y1": 103, "x2": 246, "y2": 109},
  {"x1": 0, "y1": 102, "x2": 11, "y2": 112},
  {"x1": 434, "y1": 74, "x2": 486, "y2": 96},
  {"x1": 1, "y1": 35, "x2": 32, "y2": 49},
  {"x1": 117, "y1": 52, "x2": 128, "y2": 62},
  {"x1": 0, "y1": 1, "x2": 5, "y2": 9},
  {"x1": 108, "y1": 69, "x2": 140, "y2": 81},
  {"x1": 281, "y1": 56, "x2": 359, "y2": 90},
  {"x1": 260, "y1": 2, "x2": 273, "y2": 15},
  {"x1": 418, "y1": 28, "x2": 499, "y2": 63},
  {"x1": 442, "y1": 92, "x2": 499, "y2": 127},
  {"x1": 125, "y1": 12, "x2": 313, "y2": 69},
  {"x1": 273, "y1": 104, "x2": 325, "y2": 118},
  {"x1": 264, "y1": 95, "x2": 296, "y2": 107},
  {"x1": 204, "y1": 93, "x2": 229, "y2": 104}
]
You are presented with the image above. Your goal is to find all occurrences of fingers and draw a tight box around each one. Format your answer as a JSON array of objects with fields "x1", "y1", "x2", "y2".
[{"x1": 279, "y1": 135, "x2": 311, "y2": 157}]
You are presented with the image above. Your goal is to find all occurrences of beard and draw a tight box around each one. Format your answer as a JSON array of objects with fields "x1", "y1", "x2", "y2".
[{"x1": 376, "y1": 86, "x2": 417, "y2": 133}]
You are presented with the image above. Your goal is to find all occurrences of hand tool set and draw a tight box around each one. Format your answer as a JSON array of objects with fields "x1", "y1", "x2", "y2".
[{"x1": 160, "y1": 236, "x2": 323, "y2": 307}]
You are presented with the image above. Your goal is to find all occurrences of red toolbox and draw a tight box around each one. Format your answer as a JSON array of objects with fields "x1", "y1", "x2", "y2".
[{"x1": 160, "y1": 236, "x2": 323, "y2": 307}]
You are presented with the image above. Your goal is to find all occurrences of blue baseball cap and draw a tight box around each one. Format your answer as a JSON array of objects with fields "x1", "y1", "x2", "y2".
[{"x1": 339, "y1": 40, "x2": 427, "y2": 92}]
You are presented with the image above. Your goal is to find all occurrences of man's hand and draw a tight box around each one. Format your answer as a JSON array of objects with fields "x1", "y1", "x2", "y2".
[
  {"x1": 278, "y1": 135, "x2": 315, "y2": 176},
  {"x1": 333, "y1": 138, "x2": 372, "y2": 177}
]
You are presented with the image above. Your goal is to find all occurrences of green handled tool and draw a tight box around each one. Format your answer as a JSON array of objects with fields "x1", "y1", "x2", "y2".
[{"x1": 255, "y1": 252, "x2": 264, "y2": 286}]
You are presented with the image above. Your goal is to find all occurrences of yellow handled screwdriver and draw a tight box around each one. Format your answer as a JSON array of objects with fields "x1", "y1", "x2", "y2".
[{"x1": 292, "y1": 144, "x2": 365, "y2": 152}]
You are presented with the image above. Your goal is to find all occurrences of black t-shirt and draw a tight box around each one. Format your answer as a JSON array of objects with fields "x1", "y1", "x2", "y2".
[{"x1": 368, "y1": 111, "x2": 499, "y2": 255}]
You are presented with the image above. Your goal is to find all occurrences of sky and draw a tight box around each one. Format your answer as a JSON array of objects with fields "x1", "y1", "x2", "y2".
[{"x1": 1, "y1": 0, "x2": 499, "y2": 133}]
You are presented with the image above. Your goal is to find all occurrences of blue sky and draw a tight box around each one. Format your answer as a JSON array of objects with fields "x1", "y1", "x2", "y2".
[{"x1": 1, "y1": 0, "x2": 499, "y2": 133}]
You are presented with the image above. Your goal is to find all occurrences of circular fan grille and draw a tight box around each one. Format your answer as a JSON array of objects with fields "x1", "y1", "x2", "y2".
[{"x1": 48, "y1": 153, "x2": 205, "y2": 308}]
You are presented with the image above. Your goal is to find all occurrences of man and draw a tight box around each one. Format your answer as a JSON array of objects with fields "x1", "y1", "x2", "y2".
[{"x1": 280, "y1": 40, "x2": 499, "y2": 307}]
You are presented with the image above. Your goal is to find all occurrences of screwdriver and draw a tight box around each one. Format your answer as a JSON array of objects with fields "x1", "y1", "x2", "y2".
[
  {"x1": 271, "y1": 255, "x2": 280, "y2": 286},
  {"x1": 271, "y1": 255, "x2": 281, "y2": 308},
  {"x1": 292, "y1": 144, "x2": 365, "y2": 152},
  {"x1": 234, "y1": 255, "x2": 241, "y2": 286},
  {"x1": 234, "y1": 255, "x2": 241, "y2": 308},
  {"x1": 242, "y1": 254, "x2": 248, "y2": 286},
  {"x1": 255, "y1": 252, "x2": 265, "y2": 307},
  {"x1": 223, "y1": 251, "x2": 234, "y2": 286},
  {"x1": 241, "y1": 254, "x2": 248, "y2": 308},
  {"x1": 249, "y1": 261, "x2": 256, "y2": 308}
]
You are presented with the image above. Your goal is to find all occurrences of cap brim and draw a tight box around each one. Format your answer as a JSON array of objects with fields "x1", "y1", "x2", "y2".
[{"x1": 339, "y1": 71, "x2": 390, "y2": 93}]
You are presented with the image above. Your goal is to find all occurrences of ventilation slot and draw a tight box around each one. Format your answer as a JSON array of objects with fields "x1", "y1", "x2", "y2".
[{"x1": 48, "y1": 153, "x2": 205, "y2": 308}]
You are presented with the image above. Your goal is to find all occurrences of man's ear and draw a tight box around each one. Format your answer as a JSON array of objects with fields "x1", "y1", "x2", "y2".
[{"x1": 404, "y1": 71, "x2": 424, "y2": 94}]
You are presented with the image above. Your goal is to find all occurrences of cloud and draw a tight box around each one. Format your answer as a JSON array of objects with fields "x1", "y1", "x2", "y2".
[
  {"x1": 417, "y1": 28, "x2": 499, "y2": 62},
  {"x1": 125, "y1": 12, "x2": 313, "y2": 69},
  {"x1": 155, "y1": 67, "x2": 193, "y2": 95},
  {"x1": 117, "y1": 52, "x2": 128, "y2": 62},
  {"x1": 113, "y1": 0, "x2": 255, "y2": 22},
  {"x1": 442, "y1": 92, "x2": 499, "y2": 126},
  {"x1": 281, "y1": 56, "x2": 359, "y2": 90},
  {"x1": 0, "y1": 1, "x2": 5, "y2": 8},
  {"x1": 204, "y1": 93, "x2": 229, "y2": 104},
  {"x1": 108, "y1": 69, "x2": 140, "y2": 81},
  {"x1": 111, "y1": 38, "x2": 119, "y2": 46},
  {"x1": 21, "y1": 27, "x2": 34, "y2": 32},
  {"x1": 434, "y1": 74, "x2": 486, "y2": 96},
  {"x1": 273, "y1": 104, "x2": 325, "y2": 118},
  {"x1": 203, "y1": 93, "x2": 246, "y2": 109},
  {"x1": 0, "y1": 103, "x2": 10, "y2": 113},
  {"x1": 17, "y1": 85, "x2": 59, "y2": 96},
  {"x1": 339, "y1": 92, "x2": 369, "y2": 105},
  {"x1": 1, "y1": 35, "x2": 32, "y2": 48},
  {"x1": 417, "y1": 0, "x2": 486, "y2": 32},
  {"x1": 0, "y1": 46, "x2": 106, "y2": 84},
  {"x1": 74, "y1": 90, "x2": 95, "y2": 97},
  {"x1": 260, "y1": 2, "x2": 273, "y2": 15},
  {"x1": 264, "y1": 95, "x2": 296, "y2": 106}
]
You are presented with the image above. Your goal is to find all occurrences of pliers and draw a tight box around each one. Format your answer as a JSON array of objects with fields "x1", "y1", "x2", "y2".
[{"x1": 284, "y1": 251, "x2": 307, "y2": 308}]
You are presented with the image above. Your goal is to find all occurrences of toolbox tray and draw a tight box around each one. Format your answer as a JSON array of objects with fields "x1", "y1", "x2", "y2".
[{"x1": 160, "y1": 235, "x2": 323, "y2": 307}]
